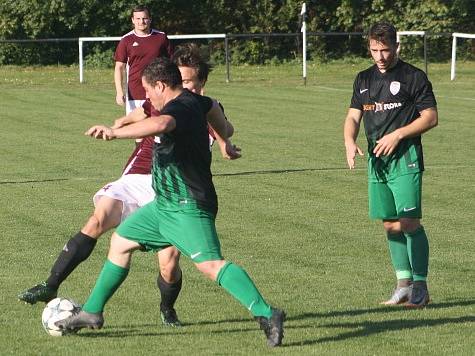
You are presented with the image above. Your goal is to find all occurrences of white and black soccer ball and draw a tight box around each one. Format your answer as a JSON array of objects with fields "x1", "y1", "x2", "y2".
[{"x1": 41, "y1": 297, "x2": 81, "y2": 336}]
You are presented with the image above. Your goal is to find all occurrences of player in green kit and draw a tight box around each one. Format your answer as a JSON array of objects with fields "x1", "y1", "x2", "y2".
[
  {"x1": 57, "y1": 57, "x2": 285, "y2": 347},
  {"x1": 343, "y1": 22, "x2": 438, "y2": 308}
]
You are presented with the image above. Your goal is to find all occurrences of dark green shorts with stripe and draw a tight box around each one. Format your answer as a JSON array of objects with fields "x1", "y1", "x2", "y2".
[
  {"x1": 116, "y1": 201, "x2": 223, "y2": 263},
  {"x1": 368, "y1": 172, "x2": 422, "y2": 220}
]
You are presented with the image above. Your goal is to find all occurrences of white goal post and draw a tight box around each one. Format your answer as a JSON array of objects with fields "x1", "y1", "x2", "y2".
[
  {"x1": 78, "y1": 34, "x2": 226, "y2": 83},
  {"x1": 450, "y1": 32, "x2": 475, "y2": 80},
  {"x1": 396, "y1": 31, "x2": 428, "y2": 74}
]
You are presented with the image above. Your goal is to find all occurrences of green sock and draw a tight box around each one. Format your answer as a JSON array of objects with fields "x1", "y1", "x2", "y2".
[
  {"x1": 217, "y1": 262, "x2": 272, "y2": 318},
  {"x1": 405, "y1": 226, "x2": 429, "y2": 282},
  {"x1": 387, "y1": 231, "x2": 413, "y2": 280},
  {"x1": 83, "y1": 259, "x2": 129, "y2": 313}
]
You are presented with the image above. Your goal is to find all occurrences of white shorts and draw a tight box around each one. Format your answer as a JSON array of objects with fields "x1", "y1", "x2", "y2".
[
  {"x1": 93, "y1": 174, "x2": 154, "y2": 221},
  {"x1": 126, "y1": 99, "x2": 146, "y2": 115}
]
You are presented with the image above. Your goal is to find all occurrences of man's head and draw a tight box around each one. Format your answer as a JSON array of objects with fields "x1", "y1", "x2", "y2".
[
  {"x1": 142, "y1": 57, "x2": 182, "y2": 109},
  {"x1": 367, "y1": 22, "x2": 398, "y2": 73},
  {"x1": 131, "y1": 5, "x2": 151, "y2": 34},
  {"x1": 172, "y1": 43, "x2": 212, "y2": 94}
]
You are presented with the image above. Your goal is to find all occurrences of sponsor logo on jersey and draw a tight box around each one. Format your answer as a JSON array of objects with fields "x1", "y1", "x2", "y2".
[
  {"x1": 390, "y1": 81, "x2": 400, "y2": 95},
  {"x1": 359, "y1": 88, "x2": 368, "y2": 94},
  {"x1": 363, "y1": 101, "x2": 402, "y2": 112},
  {"x1": 132, "y1": 42, "x2": 139, "y2": 47}
]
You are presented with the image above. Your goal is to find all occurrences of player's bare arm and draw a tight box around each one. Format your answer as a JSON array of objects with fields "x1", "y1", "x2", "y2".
[
  {"x1": 111, "y1": 107, "x2": 148, "y2": 129},
  {"x1": 207, "y1": 100, "x2": 241, "y2": 160},
  {"x1": 373, "y1": 107, "x2": 438, "y2": 157},
  {"x1": 86, "y1": 115, "x2": 176, "y2": 140},
  {"x1": 114, "y1": 61, "x2": 127, "y2": 106},
  {"x1": 343, "y1": 108, "x2": 364, "y2": 169}
]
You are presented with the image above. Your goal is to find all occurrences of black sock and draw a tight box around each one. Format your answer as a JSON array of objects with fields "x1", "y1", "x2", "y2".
[
  {"x1": 157, "y1": 272, "x2": 182, "y2": 311},
  {"x1": 46, "y1": 232, "x2": 97, "y2": 290}
]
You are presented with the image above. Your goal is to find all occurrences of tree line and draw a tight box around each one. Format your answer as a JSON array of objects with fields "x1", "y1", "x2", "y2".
[{"x1": 0, "y1": 0, "x2": 474, "y2": 65}]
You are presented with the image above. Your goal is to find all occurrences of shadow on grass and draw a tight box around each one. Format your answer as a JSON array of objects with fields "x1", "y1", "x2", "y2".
[
  {"x1": 0, "y1": 178, "x2": 69, "y2": 185},
  {"x1": 286, "y1": 299, "x2": 475, "y2": 321},
  {"x1": 73, "y1": 299, "x2": 475, "y2": 340},
  {"x1": 215, "y1": 167, "x2": 353, "y2": 177},
  {"x1": 77, "y1": 321, "x2": 257, "y2": 338},
  {"x1": 0, "y1": 167, "x2": 353, "y2": 185},
  {"x1": 282, "y1": 299, "x2": 475, "y2": 347},
  {"x1": 284, "y1": 315, "x2": 475, "y2": 347}
]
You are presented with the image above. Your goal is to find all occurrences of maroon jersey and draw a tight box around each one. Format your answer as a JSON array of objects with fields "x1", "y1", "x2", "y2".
[
  {"x1": 114, "y1": 29, "x2": 173, "y2": 101},
  {"x1": 121, "y1": 100, "x2": 160, "y2": 175}
]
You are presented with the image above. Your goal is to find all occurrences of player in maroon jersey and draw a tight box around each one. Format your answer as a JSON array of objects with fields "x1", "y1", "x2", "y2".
[{"x1": 114, "y1": 5, "x2": 173, "y2": 114}]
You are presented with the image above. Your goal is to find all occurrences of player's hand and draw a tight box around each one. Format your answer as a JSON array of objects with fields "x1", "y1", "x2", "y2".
[
  {"x1": 116, "y1": 94, "x2": 125, "y2": 106},
  {"x1": 373, "y1": 131, "x2": 401, "y2": 157},
  {"x1": 111, "y1": 117, "x2": 126, "y2": 129},
  {"x1": 85, "y1": 125, "x2": 116, "y2": 140},
  {"x1": 218, "y1": 139, "x2": 241, "y2": 160},
  {"x1": 345, "y1": 142, "x2": 364, "y2": 169}
]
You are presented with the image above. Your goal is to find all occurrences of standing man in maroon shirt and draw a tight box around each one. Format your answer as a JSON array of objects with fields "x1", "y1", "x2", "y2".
[{"x1": 114, "y1": 5, "x2": 173, "y2": 114}]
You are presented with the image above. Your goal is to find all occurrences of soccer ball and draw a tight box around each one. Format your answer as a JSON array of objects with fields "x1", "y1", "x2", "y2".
[{"x1": 41, "y1": 297, "x2": 81, "y2": 336}]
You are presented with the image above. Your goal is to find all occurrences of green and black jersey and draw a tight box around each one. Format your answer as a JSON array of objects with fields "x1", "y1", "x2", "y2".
[
  {"x1": 152, "y1": 89, "x2": 217, "y2": 215},
  {"x1": 350, "y1": 60, "x2": 437, "y2": 182}
]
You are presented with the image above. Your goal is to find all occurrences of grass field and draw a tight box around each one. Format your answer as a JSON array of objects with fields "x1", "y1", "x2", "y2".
[{"x1": 1, "y1": 59, "x2": 474, "y2": 355}]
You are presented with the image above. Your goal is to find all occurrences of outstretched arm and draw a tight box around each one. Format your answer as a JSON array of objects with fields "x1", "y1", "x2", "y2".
[
  {"x1": 373, "y1": 107, "x2": 438, "y2": 157},
  {"x1": 86, "y1": 115, "x2": 176, "y2": 140},
  {"x1": 111, "y1": 107, "x2": 148, "y2": 129},
  {"x1": 343, "y1": 108, "x2": 364, "y2": 169}
]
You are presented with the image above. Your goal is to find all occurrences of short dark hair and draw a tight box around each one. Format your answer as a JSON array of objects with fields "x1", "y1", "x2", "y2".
[
  {"x1": 131, "y1": 5, "x2": 151, "y2": 18},
  {"x1": 172, "y1": 43, "x2": 212, "y2": 83},
  {"x1": 368, "y1": 22, "x2": 397, "y2": 46},
  {"x1": 142, "y1": 57, "x2": 182, "y2": 89}
]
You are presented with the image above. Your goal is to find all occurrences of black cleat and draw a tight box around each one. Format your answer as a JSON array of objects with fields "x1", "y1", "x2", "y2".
[
  {"x1": 256, "y1": 308, "x2": 285, "y2": 347},
  {"x1": 55, "y1": 310, "x2": 104, "y2": 331},
  {"x1": 160, "y1": 308, "x2": 182, "y2": 327},
  {"x1": 405, "y1": 281, "x2": 430, "y2": 308},
  {"x1": 18, "y1": 282, "x2": 57, "y2": 304}
]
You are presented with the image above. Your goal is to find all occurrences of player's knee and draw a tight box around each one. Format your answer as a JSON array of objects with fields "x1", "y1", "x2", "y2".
[
  {"x1": 383, "y1": 220, "x2": 401, "y2": 234},
  {"x1": 400, "y1": 218, "x2": 421, "y2": 233},
  {"x1": 159, "y1": 262, "x2": 181, "y2": 283},
  {"x1": 82, "y1": 214, "x2": 106, "y2": 238},
  {"x1": 195, "y1": 260, "x2": 226, "y2": 281},
  {"x1": 158, "y1": 248, "x2": 181, "y2": 282}
]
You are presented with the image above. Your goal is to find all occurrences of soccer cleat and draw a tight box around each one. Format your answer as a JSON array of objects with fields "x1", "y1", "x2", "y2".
[
  {"x1": 160, "y1": 308, "x2": 182, "y2": 327},
  {"x1": 255, "y1": 308, "x2": 285, "y2": 347},
  {"x1": 18, "y1": 282, "x2": 57, "y2": 305},
  {"x1": 380, "y1": 285, "x2": 412, "y2": 305},
  {"x1": 405, "y1": 282, "x2": 430, "y2": 308},
  {"x1": 55, "y1": 310, "x2": 104, "y2": 331}
]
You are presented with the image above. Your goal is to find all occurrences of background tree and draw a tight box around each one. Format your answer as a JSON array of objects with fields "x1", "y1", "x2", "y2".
[{"x1": 0, "y1": 0, "x2": 473, "y2": 65}]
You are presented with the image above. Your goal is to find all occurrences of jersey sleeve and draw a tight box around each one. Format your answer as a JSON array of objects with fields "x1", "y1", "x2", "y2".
[
  {"x1": 142, "y1": 100, "x2": 152, "y2": 117},
  {"x1": 114, "y1": 38, "x2": 128, "y2": 63},
  {"x1": 142, "y1": 99, "x2": 161, "y2": 118},
  {"x1": 160, "y1": 101, "x2": 189, "y2": 134},
  {"x1": 412, "y1": 71, "x2": 437, "y2": 112},
  {"x1": 349, "y1": 73, "x2": 363, "y2": 110},
  {"x1": 197, "y1": 94, "x2": 213, "y2": 114}
]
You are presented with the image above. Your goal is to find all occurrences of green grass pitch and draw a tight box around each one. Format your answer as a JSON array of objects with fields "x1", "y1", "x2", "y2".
[{"x1": 0, "y1": 60, "x2": 474, "y2": 355}]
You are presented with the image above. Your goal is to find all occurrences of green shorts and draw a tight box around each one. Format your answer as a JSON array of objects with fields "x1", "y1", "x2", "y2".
[
  {"x1": 368, "y1": 172, "x2": 422, "y2": 220},
  {"x1": 116, "y1": 201, "x2": 223, "y2": 263}
]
